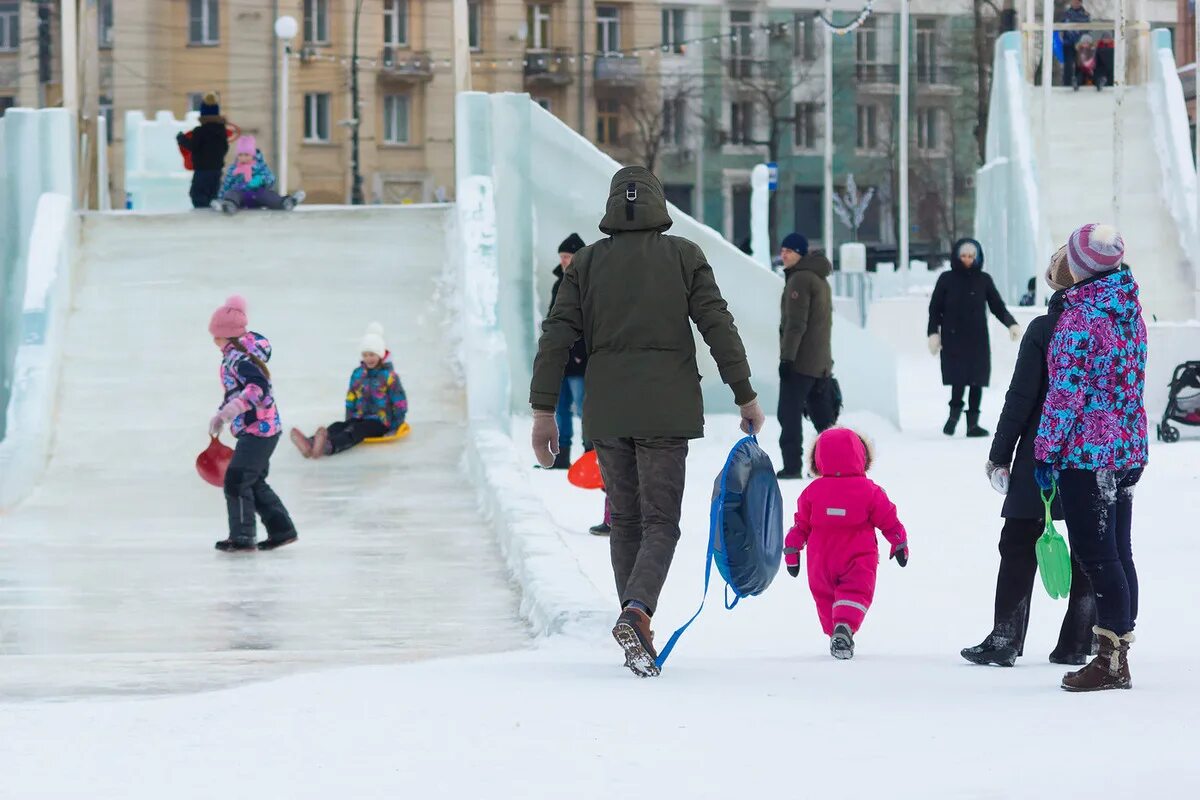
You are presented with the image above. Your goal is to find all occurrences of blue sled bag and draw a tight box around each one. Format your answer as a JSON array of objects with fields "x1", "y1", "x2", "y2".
[{"x1": 655, "y1": 435, "x2": 783, "y2": 668}]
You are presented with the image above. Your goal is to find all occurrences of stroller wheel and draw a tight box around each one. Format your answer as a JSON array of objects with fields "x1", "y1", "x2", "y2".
[{"x1": 1161, "y1": 424, "x2": 1180, "y2": 443}]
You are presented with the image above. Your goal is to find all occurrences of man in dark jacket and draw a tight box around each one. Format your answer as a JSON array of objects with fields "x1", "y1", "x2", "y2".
[
  {"x1": 548, "y1": 233, "x2": 588, "y2": 469},
  {"x1": 1060, "y1": 0, "x2": 1091, "y2": 89},
  {"x1": 777, "y1": 232, "x2": 836, "y2": 479},
  {"x1": 530, "y1": 166, "x2": 765, "y2": 677},
  {"x1": 927, "y1": 238, "x2": 1020, "y2": 437},
  {"x1": 177, "y1": 93, "x2": 231, "y2": 209},
  {"x1": 964, "y1": 247, "x2": 1096, "y2": 667}
]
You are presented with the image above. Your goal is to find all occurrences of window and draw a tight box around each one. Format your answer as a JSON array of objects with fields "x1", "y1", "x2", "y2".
[
  {"x1": 527, "y1": 4, "x2": 551, "y2": 51},
  {"x1": 383, "y1": 0, "x2": 408, "y2": 47},
  {"x1": 304, "y1": 93, "x2": 331, "y2": 142},
  {"x1": 730, "y1": 100, "x2": 754, "y2": 145},
  {"x1": 305, "y1": 0, "x2": 330, "y2": 44},
  {"x1": 731, "y1": 185, "x2": 751, "y2": 245},
  {"x1": 855, "y1": 15, "x2": 877, "y2": 64},
  {"x1": 793, "y1": 15, "x2": 816, "y2": 62},
  {"x1": 915, "y1": 19, "x2": 939, "y2": 84},
  {"x1": 0, "y1": 2, "x2": 18, "y2": 52},
  {"x1": 730, "y1": 10, "x2": 753, "y2": 61},
  {"x1": 793, "y1": 186, "x2": 823, "y2": 241},
  {"x1": 99, "y1": 96, "x2": 113, "y2": 143},
  {"x1": 468, "y1": 1, "x2": 482, "y2": 51},
  {"x1": 534, "y1": 97, "x2": 552, "y2": 112},
  {"x1": 596, "y1": 98, "x2": 619, "y2": 144},
  {"x1": 384, "y1": 94, "x2": 411, "y2": 144},
  {"x1": 794, "y1": 102, "x2": 818, "y2": 151},
  {"x1": 664, "y1": 184, "x2": 693, "y2": 216},
  {"x1": 188, "y1": 0, "x2": 220, "y2": 45},
  {"x1": 662, "y1": 96, "x2": 686, "y2": 147},
  {"x1": 597, "y1": 6, "x2": 620, "y2": 54},
  {"x1": 662, "y1": 8, "x2": 685, "y2": 55},
  {"x1": 187, "y1": 93, "x2": 205, "y2": 112},
  {"x1": 0, "y1": 96, "x2": 14, "y2": 117},
  {"x1": 856, "y1": 104, "x2": 878, "y2": 150},
  {"x1": 917, "y1": 107, "x2": 941, "y2": 151},
  {"x1": 99, "y1": 0, "x2": 114, "y2": 48}
]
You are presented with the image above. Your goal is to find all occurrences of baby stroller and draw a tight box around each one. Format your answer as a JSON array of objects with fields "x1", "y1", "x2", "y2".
[{"x1": 1156, "y1": 361, "x2": 1200, "y2": 443}]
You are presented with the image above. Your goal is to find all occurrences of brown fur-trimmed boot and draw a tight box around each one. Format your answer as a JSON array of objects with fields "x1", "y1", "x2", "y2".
[{"x1": 1061, "y1": 626, "x2": 1133, "y2": 692}]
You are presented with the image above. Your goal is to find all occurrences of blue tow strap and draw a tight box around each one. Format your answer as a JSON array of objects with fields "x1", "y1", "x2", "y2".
[{"x1": 655, "y1": 435, "x2": 783, "y2": 668}]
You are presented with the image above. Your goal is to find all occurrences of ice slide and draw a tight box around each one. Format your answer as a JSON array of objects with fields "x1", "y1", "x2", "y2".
[{"x1": 0, "y1": 207, "x2": 528, "y2": 698}]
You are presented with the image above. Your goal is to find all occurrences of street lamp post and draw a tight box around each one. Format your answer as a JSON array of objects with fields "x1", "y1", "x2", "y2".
[
  {"x1": 350, "y1": 0, "x2": 365, "y2": 205},
  {"x1": 898, "y1": 0, "x2": 909, "y2": 273},
  {"x1": 274, "y1": 15, "x2": 298, "y2": 196}
]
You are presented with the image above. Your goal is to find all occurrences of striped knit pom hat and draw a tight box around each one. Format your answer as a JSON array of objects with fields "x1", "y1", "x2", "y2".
[{"x1": 1066, "y1": 223, "x2": 1125, "y2": 282}]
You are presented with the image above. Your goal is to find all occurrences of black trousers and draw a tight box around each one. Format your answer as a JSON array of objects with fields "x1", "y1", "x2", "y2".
[
  {"x1": 327, "y1": 418, "x2": 389, "y2": 455},
  {"x1": 1059, "y1": 468, "x2": 1142, "y2": 635},
  {"x1": 224, "y1": 188, "x2": 286, "y2": 210},
  {"x1": 990, "y1": 518, "x2": 1096, "y2": 655},
  {"x1": 224, "y1": 434, "x2": 295, "y2": 544},
  {"x1": 190, "y1": 169, "x2": 223, "y2": 208},
  {"x1": 778, "y1": 371, "x2": 837, "y2": 473},
  {"x1": 949, "y1": 384, "x2": 983, "y2": 414},
  {"x1": 1062, "y1": 42, "x2": 1079, "y2": 85},
  {"x1": 593, "y1": 437, "x2": 689, "y2": 616}
]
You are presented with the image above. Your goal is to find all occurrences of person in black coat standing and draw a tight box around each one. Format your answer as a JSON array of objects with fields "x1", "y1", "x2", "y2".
[
  {"x1": 177, "y1": 93, "x2": 231, "y2": 209},
  {"x1": 927, "y1": 238, "x2": 1020, "y2": 437},
  {"x1": 548, "y1": 233, "x2": 588, "y2": 469},
  {"x1": 963, "y1": 248, "x2": 1096, "y2": 667}
]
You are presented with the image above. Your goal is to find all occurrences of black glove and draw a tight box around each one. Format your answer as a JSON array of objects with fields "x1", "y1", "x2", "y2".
[
  {"x1": 786, "y1": 564, "x2": 800, "y2": 578},
  {"x1": 779, "y1": 360, "x2": 794, "y2": 379},
  {"x1": 890, "y1": 543, "x2": 908, "y2": 568}
]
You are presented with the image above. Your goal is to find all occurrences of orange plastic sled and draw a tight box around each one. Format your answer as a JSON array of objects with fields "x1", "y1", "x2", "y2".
[
  {"x1": 363, "y1": 422, "x2": 412, "y2": 444},
  {"x1": 567, "y1": 449, "x2": 605, "y2": 490}
]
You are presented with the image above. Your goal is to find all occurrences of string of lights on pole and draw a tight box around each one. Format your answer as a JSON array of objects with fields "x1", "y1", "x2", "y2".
[{"x1": 287, "y1": 4, "x2": 877, "y2": 73}]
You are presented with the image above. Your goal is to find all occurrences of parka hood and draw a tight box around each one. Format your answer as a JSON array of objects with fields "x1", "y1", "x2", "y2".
[
  {"x1": 810, "y1": 427, "x2": 872, "y2": 478},
  {"x1": 787, "y1": 252, "x2": 833, "y2": 279},
  {"x1": 951, "y1": 237, "x2": 986, "y2": 273},
  {"x1": 599, "y1": 166, "x2": 673, "y2": 235},
  {"x1": 1064, "y1": 266, "x2": 1141, "y2": 325}
]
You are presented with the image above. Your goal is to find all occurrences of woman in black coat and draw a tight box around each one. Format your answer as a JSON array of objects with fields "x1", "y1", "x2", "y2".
[
  {"x1": 963, "y1": 251, "x2": 1096, "y2": 666},
  {"x1": 927, "y1": 239, "x2": 1020, "y2": 437}
]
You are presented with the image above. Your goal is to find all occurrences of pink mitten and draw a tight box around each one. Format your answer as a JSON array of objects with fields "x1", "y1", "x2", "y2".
[{"x1": 209, "y1": 398, "x2": 248, "y2": 435}]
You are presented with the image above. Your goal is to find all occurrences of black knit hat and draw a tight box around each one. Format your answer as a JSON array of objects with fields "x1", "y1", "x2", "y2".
[{"x1": 558, "y1": 233, "x2": 585, "y2": 255}]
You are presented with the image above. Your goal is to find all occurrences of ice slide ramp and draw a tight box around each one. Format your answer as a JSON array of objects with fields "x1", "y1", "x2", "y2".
[{"x1": 0, "y1": 207, "x2": 528, "y2": 698}]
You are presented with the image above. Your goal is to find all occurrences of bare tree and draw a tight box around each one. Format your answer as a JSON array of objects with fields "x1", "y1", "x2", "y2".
[{"x1": 618, "y1": 80, "x2": 699, "y2": 174}]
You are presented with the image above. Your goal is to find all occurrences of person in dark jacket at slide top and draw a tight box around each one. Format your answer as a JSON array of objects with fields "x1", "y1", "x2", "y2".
[{"x1": 177, "y1": 93, "x2": 231, "y2": 209}]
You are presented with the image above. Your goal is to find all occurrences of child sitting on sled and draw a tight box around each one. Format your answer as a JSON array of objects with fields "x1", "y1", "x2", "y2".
[
  {"x1": 214, "y1": 135, "x2": 305, "y2": 214},
  {"x1": 291, "y1": 323, "x2": 408, "y2": 459},
  {"x1": 784, "y1": 427, "x2": 910, "y2": 660}
]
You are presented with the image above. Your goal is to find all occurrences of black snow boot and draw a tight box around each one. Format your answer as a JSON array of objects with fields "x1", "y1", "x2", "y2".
[
  {"x1": 943, "y1": 407, "x2": 962, "y2": 436},
  {"x1": 215, "y1": 538, "x2": 256, "y2": 552},
  {"x1": 965, "y1": 411, "x2": 990, "y2": 438},
  {"x1": 830, "y1": 624, "x2": 855, "y2": 660},
  {"x1": 961, "y1": 634, "x2": 1019, "y2": 667},
  {"x1": 258, "y1": 532, "x2": 299, "y2": 551},
  {"x1": 589, "y1": 522, "x2": 611, "y2": 536},
  {"x1": 551, "y1": 447, "x2": 571, "y2": 470}
]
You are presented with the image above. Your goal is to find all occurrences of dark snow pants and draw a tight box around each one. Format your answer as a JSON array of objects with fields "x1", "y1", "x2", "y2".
[
  {"x1": 950, "y1": 384, "x2": 983, "y2": 414},
  {"x1": 225, "y1": 434, "x2": 295, "y2": 545},
  {"x1": 224, "y1": 188, "x2": 286, "y2": 210},
  {"x1": 778, "y1": 372, "x2": 837, "y2": 474},
  {"x1": 593, "y1": 437, "x2": 689, "y2": 616},
  {"x1": 1058, "y1": 468, "x2": 1142, "y2": 636},
  {"x1": 190, "y1": 169, "x2": 223, "y2": 208},
  {"x1": 326, "y1": 418, "x2": 388, "y2": 455},
  {"x1": 991, "y1": 517, "x2": 1096, "y2": 655}
]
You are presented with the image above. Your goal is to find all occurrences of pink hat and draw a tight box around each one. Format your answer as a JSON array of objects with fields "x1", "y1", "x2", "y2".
[
  {"x1": 208, "y1": 295, "x2": 249, "y2": 339},
  {"x1": 235, "y1": 135, "x2": 257, "y2": 156}
]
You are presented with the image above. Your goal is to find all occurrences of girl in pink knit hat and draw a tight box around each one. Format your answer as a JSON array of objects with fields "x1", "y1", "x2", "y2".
[
  {"x1": 208, "y1": 295, "x2": 298, "y2": 552},
  {"x1": 213, "y1": 135, "x2": 305, "y2": 214}
]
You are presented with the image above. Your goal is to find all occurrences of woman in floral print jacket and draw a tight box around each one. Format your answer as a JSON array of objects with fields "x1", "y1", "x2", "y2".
[{"x1": 1034, "y1": 224, "x2": 1147, "y2": 692}]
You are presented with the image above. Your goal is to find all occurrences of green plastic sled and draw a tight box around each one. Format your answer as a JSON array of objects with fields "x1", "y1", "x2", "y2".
[{"x1": 1036, "y1": 484, "x2": 1072, "y2": 600}]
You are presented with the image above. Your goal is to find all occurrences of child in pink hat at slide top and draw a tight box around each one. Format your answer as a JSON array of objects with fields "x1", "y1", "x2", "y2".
[
  {"x1": 208, "y1": 295, "x2": 298, "y2": 552},
  {"x1": 784, "y1": 427, "x2": 910, "y2": 659},
  {"x1": 213, "y1": 135, "x2": 305, "y2": 214}
]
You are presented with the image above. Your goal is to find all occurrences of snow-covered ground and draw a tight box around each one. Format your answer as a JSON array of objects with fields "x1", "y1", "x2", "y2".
[{"x1": 3, "y1": 351, "x2": 1198, "y2": 797}]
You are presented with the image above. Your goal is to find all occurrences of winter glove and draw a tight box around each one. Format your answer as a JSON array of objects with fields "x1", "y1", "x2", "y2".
[
  {"x1": 784, "y1": 547, "x2": 801, "y2": 577},
  {"x1": 778, "y1": 360, "x2": 793, "y2": 379},
  {"x1": 208, "y1": 399, "x2": 247, "y2": 436},
  {"x1": 531, "y1": 409, "x2": 560, "y2": 469},
  {"x1": 986, "y1": 461, "x2": 1011, "y2": 495},
  {"x1": 1009, "y1": 323, "x2": 1022, "y2": 342},
  {"x1": 1033, "y1": 462, "x2": 1057, "y2": 492},
  {"x1": 927, "y1": 333, "x2": 941, "y2": 356},
  {"x1": 890, "y1": 542, "x2": 909, "y2": 568},
  {"x1": 738, "y1": 398, "x2": 766, "y2": 436}
]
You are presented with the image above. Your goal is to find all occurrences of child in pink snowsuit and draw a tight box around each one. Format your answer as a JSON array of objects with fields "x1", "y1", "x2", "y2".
[{"x1": 784, "y1": 427, "x2": 910, "y2": 659}]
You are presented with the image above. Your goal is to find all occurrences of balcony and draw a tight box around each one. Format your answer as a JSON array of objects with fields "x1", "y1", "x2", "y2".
[
  {"x1": 728, "y1": 58, "x2": 767, "y2": 81},
  {"x1": 524, "y1": 48, "x2": 574, "y2": 86},
  {"x1": 854, "y1": 63, "x2": 958, "y2": 88},
  {"x1": 379, "y1": 47, "x2": 434, "y2": 82},
  {"x1": 594, "y1": 54, "x2": 642, "y2": 88}
]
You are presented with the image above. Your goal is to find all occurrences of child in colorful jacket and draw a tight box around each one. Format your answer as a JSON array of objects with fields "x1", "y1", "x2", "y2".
[
  {"x1": 783, "y1": 427, "x2": 909, "y2": 660},
  {"x1": 290, "y1": 323, "x2": 408, "y2": 459},
  {"x1": 208, "y1": 295, "x2": 297, "y2": 552},
  {"x1": 1034, "y1": 223, "x2": 1147, "y2": 693},
  {"x1": 214, "y1": 135, "x2": 304, "y2": 213}
]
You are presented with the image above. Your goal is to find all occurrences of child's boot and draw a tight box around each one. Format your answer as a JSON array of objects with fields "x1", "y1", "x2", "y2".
[
  {"x1": 551, "y1": 446, "x2": 571, "y2": 470},
  {"x1": 830, "y1": 623, "x2": 855, "y2": 660},
  {"x1": 289, "y1": 427, "x2": 315, "y2": 458},
  {"x1": 215, "y1": 538, "x2": 256, "y2": 552},
  {"x1": 1061, "y1": 627, "x2": 1133, "y2": 691},
  {"x1": 282, "y1": 190, "x2": 306, "y2": 211}
]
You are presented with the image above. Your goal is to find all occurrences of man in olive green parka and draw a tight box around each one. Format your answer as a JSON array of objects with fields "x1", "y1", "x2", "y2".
[{"x1": 530, "y1": 166, "x2": 764, "y2": 677}]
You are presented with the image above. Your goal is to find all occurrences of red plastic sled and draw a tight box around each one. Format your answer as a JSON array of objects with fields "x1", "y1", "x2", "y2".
[
  {"x1": 567, "y1": 449, "x2": 605, "y2": 490},
  {"x1": 196, "y1": 435, "x2": 234, "y2": 487}
]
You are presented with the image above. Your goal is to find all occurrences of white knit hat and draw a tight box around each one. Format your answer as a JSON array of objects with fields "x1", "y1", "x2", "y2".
[{"x1": 360, "y1": 322, "x2": 387, "y2": 357}]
